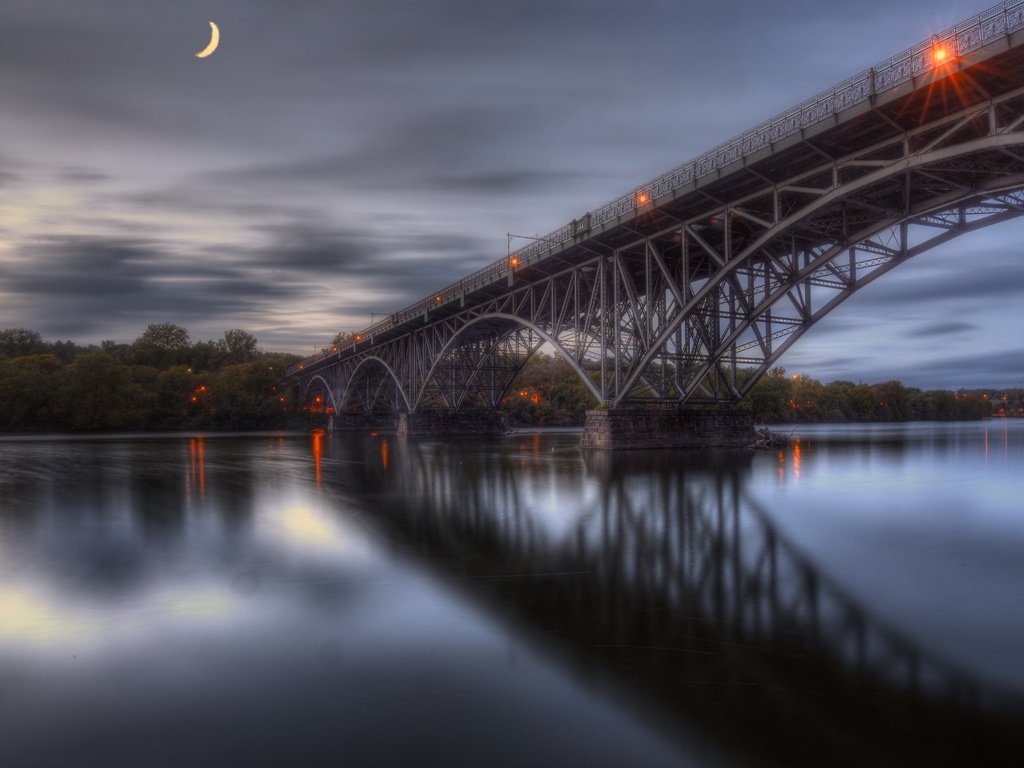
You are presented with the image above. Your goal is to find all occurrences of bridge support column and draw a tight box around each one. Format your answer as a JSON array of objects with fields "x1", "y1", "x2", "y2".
[
  {"x1": 398, "y1": 410, "x2": 507, "y2": 438},
  {"x1": 581, "y1": 408, "x2": 754, "y2": 450}
]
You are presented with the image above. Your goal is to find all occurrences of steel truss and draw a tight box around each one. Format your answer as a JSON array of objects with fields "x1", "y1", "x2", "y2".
[{"x1": 296, "y1": 87, "x2": 1024, "y2": 414}]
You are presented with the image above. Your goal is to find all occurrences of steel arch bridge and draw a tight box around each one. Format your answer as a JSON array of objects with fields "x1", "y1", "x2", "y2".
[{"x1": 289, "y1": 2, "x2": 1024, "y2": 425}]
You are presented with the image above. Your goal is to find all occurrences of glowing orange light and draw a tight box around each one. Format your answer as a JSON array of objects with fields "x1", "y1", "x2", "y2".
[
  {"x1": 312, "y1": 431, "x2": 323, "y2": 487},
  {"x1": 933, "y1": 46, "x2": 949, "y2": 63},
  {"x1": 197, "y1": 438, "x2": 205, "y2": 494},
  {"x1": 191, "y1": 396, "x2": 198, "y2": 402},
  {"x1": 199, "y1": 385, "x2": 207, "y2": 392},
  {"x1": 332, "y1": 346, "x2": 338, "y2": 352},
  {"x1": 315, "y1": 396, "x2": 322, "y2": 403},
  {"x1": 636, "y1": 191, "x2": 650, "y2": 205},
  {"x1": 354, "y1": 335, "x2": 362, "y2": 342},
  {"x1": 435, "y1": 295, "x2": 443, "y2": 303},
  {"x1": 508, "y1": 256, "x2": 520, "y2": 268}
]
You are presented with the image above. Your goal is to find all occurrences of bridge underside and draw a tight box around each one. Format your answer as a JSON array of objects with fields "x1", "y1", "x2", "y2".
[{"x1": 292, "y1": 22, "x2": 1024, "y2": 447}]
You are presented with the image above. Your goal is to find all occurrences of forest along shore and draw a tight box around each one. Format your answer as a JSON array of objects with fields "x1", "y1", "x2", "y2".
[{"x1": 0, "y1": 326, "x2": 1009, "y2": 433}]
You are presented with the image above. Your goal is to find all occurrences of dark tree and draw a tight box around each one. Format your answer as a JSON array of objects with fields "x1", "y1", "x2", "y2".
[
  {"x1": 223, "y1": 329, "x2": 259, "y2": 364},
  {"x1": 0, "y1": 328, "x2": 47, "y2": 358},
  {"x1": 132, "y1": 322, "x2": 191, "y2": 367},
  {"x1": 55, "y1": 351, "x2": 145, "y2": 431}
]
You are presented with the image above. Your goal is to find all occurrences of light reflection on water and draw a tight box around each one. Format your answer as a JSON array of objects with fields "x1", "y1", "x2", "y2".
[
  {"x1": 759, "y1": 420, "x2": 1024, "y2": 696},
  {"x1": 0, "y1": 424, "x2": 1022, "y2": 767}
]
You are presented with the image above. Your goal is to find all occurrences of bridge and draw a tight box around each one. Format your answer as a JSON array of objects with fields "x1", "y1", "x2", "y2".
[{"x1": 288, "y1": 1, "x2": 1024, "y2": 448}]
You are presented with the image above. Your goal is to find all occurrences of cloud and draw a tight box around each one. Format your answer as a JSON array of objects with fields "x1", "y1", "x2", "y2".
[
  {"x1": 848, "y1": 249, "x2": 1024, "y2": 306},
  {"x1": 872, "y1": 348, "x2": 1024, "y2": 389},
  {"x1": 248, "y1": 221, "x2": 491, "y2": 296},
  {"x1": 55, "y1": 167, "x2": 112, "y2": 184},
  {"x1": 3, "y1": 236, "x2": 305, "y2": 338},
  {"x1": 908, "y1": 321, "x2": 976, "y2": 338}
]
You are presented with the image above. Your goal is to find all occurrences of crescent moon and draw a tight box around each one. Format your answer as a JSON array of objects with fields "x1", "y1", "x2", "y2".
[{"x1": 195, "y1": 21, "x2": 220, "y2": 59}]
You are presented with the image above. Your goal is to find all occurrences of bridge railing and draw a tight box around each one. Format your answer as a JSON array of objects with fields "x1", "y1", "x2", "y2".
[{"x1": 289, "y1": 0, "x2": 1024, "y2": 377}]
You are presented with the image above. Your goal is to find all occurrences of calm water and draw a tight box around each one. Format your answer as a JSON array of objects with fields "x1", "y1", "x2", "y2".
[{"x1": 1, "y1": 422, "x2": 1023, "y2": 767}]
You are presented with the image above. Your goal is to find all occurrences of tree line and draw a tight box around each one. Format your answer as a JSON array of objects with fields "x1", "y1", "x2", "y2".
[
  {"x1": 500, "y1": 356, "x2": 1007, "y2": 425},
  {"x1": 736, "y1": 369, "x2": 1004, "y2": 423},
  {"x1": 0, "y1": 324, "x2": 301, "y2": 432},
  {"x1": 0, "y1": 326, "x2": 1011, "y2": 432}
]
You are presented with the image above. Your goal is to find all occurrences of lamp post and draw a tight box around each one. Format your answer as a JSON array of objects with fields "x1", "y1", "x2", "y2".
[{"x1": 506, "y1": 232, "x2": 562, "y2": 269}]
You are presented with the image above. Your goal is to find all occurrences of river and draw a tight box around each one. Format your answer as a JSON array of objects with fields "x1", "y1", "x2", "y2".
[{"x1": 1, "y1": 422, "x2": 1022, "y2": 767}]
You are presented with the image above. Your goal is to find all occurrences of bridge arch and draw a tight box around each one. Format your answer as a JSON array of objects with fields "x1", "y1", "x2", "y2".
[
  {"x1": 729, "y1": 186, "x2": 1024, "y2": 399},
  {"x1": 338, "y1": 355, "x2": 412, "y2": 413},
  {"x1": 413, "y1": 313, "x2": 604, "y2": 412},
  {"x1": 614, "y1": 132, "x2": 1024, "y2": 405},
  {"x1": 300, "y1": 373, "x2": 339, "y2": 415}
]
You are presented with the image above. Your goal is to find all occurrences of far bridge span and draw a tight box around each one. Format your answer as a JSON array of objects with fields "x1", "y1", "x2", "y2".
[{"x1": 288, "y1": 1, "x2": 1024, "y2": 448}]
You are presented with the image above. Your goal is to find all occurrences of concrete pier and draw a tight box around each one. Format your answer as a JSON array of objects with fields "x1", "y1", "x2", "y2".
[
  {"x1": 580, "y1": 408, "x2": 754, "y2": 450},
  {"x1": 397, "y1": 409, "x2": 507, "y2": 438}
]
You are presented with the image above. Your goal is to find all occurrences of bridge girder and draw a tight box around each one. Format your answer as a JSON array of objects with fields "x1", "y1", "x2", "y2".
[{"x1": 293, "y1": 86, "x2": 1024, "y2": 414}]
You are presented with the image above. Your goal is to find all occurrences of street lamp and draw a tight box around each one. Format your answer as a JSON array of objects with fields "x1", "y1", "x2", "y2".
[{"x1": 506, "y1": 232, "x2": 561, "y2": 268}]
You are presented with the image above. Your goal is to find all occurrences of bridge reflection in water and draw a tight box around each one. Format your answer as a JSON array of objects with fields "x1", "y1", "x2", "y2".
[{"x1": 320, "y1": 433, "x2": 1022, "y2": 767}]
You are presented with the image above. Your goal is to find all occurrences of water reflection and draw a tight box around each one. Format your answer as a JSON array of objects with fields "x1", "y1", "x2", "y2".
[
  {"x1": 322, "y1": 432, "x2": 1024, "y2": 766},
  {"x1": 0, "y1": 586, "x2": 98, "y2": 645},
  {"x1": 188, "y1": 436, "x2": 205, "y2": 497},
  {"x1": 1, "y1": 430, "x2": 1022, "y2": 767},
  {"x1": 1, "y1": 434, "x2": 698, "y2": 768},
  {"x1": 312, "y1": 429, "x2": 324, "y2": 487}
]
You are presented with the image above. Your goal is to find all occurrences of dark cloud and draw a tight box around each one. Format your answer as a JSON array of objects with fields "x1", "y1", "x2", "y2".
[
  {"x1": 431, "y1": 169, "x2": 594, "y2": 195},
  {"x1": 55, "y1": 167, "x2": 111, "y2": 184},
  {"x1": 848, "y1": 253, "x2": 1024, "y2": 306},
  {"x1": 204, "y1": 110, "x2": 606, "y2": 197},
  {"x1": 800, "y1": 356, "x2": 869, "y2": 371},
  {"x1": 3, "y1": 236, "x2": 305, "y2": 338},
  {"x1": 909, "y1": 321, "x2": 976, "y2": 338},
  {"x1": 249, "y1": 221, "x2": 491, "y2": 296},
  {"x1": 860, "y1": 348, "x2": 1024, "y2": 389}
]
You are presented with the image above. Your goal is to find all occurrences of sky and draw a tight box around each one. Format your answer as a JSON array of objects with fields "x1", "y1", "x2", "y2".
[{"x1": 2, "y1": 0, "x2": 1023, "y2": 388}]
